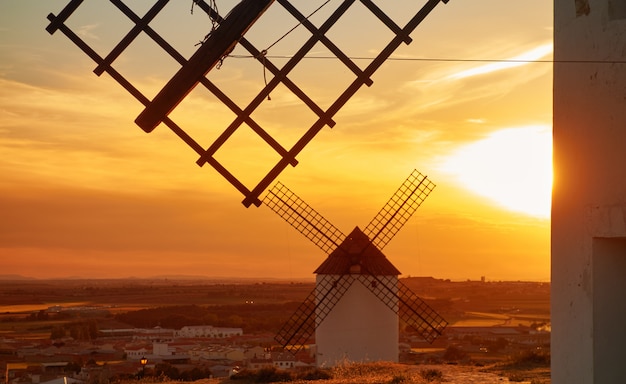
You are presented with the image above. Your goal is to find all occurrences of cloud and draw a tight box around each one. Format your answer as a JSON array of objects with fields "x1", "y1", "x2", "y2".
[
  {"x1": 447, "y1": 43, "x2": 553, "y2": 80},
  {"x1": 76, "y1": 24, "x2": 101, "y2": 40},
  {"x1": 387, "y1": 42, "x2": 553, "y2": 127},
  {"x1": 0, "y1": 76, "x2": 218, "y2": 195}
]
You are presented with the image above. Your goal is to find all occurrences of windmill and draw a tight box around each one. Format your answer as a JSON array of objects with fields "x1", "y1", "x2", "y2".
[{"x1": 264, "y1": 169, "x2": 447, "y2": 366}]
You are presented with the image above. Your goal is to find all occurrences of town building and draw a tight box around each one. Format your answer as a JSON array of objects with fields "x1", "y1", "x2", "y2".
[{"x1": 174, "y1": 325, "x2": 242, "y2": 338}]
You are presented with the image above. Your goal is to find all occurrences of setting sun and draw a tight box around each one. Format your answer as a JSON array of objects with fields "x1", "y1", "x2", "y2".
[{"x1": 441, "y1": 125, "x2": 552, "y2": 218}]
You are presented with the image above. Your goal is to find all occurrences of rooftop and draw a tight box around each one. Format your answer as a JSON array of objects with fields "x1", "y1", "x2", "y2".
[{"x1": 314, "y1": 227, "x2": 401, "y2": 276}]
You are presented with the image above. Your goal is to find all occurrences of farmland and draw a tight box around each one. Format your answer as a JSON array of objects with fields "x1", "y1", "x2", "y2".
[
  {"x1": 0, "y1": 277, "x2": 550, "y2": 383},
  {"x1": 0, "y1": 276, "x2": 549, "y2": 336}
]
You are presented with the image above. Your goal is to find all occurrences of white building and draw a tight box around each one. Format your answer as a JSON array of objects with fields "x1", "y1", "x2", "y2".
[
  {"x1": 189, "y1": 345, "x2": 244, "y2": 361},
  {"x1": 152, "y1": 342, "x2": 172, "y2": 356},
  {"x1": 123, "y1": 346, "x2": 150, "y2": 360},
  {"x1": 314, "y1": 228, "x2": 399, "y2": 367},
  {"x1": 243, "y1": 345, "x2": 267, "y2": 360},
  {"x1": 174, "y1": 325, "x2": 242, "y2": 338},
  {"x1": 553, "y1": 1, "x2": 626, "y2": 383},
  {"x1": 134, "y1": 326, "x2": 175, "y2": 340}
]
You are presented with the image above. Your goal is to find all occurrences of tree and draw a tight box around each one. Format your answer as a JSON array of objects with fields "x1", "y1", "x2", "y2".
[
  {"x1": 180, "y1": 367, "x2": 211, "y2": 381},
  {"x1": 489, "y1": 337, "x2": 509, "y2": 352},
  {"x1": 50, "y1": 325, "x2": 66, "y2": 339},
  {"x1": 154, "y1": 362, "x2": 179, "y2": 380},
  {"x1": 65, "y1": 361, "x2": 82, "y2": 375},
  {"x1": 443, "y1": 345, "x2": 467, "y2": 362}
]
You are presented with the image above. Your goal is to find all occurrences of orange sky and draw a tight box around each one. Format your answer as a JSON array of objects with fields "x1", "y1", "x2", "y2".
[{"x1": 0, "y1": 1, "x2": 552, "y2": 281}]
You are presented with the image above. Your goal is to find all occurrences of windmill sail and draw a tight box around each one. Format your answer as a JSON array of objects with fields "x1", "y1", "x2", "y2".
[
  {"x1": 263, "y1": 181, "x2": 345, "y2": 254},
  {"x1": 275, "y1": 274, "x2": 354, "y2": 354},
  {"x1": 274, "y1": 289, "x2": 316, "y2": 352},
  {"x1": 355, "y1": 274, "x2": 447, "y2": 343},
  {"x1": 396, "y1": 279, "x2": 448, "y2": 342},
  {"x1": 363, "y1": 169, "x2": 435, "y2": 250}
]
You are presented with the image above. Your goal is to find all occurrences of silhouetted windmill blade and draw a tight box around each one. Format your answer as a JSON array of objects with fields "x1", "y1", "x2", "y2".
[
  {"x1": 275, "y1": 289, "x2": 316, "y2": 353},
  {"x1": 363, "y1": 169, "x2": 435, "y2": 250},
  {"x1": 275, "y1": 274, "x2": 354, "y2": 354},
  {"x1": 263, "y1": 181, "x2": 346, "y2": 254},
  {"x1": 356, "y1": 274, "x2": 447, "y2": 343},
  {"x1": 397, "y1": 280, "x2": 447, "y2": 342}
]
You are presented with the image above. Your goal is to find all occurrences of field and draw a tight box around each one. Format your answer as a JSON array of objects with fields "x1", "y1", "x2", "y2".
[
  {"x1": 0, "y1": 279, "x2": 313, "y2": 310},
  {"x1": 0, "y1": 277, "x2": 549, "y2": 334},
  {"x1": 0, "y1": 277, "x2": 550, "y2": 383},
  {"x1": 116, "y1": 361, "x2": 550, "y2": 384}
]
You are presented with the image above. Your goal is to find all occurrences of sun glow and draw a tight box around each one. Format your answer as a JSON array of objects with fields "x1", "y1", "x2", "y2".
[{"x1": 441, "y1": 126, "x2": 552, "y2": 218}]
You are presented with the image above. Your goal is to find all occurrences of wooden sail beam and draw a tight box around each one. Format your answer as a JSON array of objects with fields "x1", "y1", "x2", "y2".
[{"x1": 135, "y1": 0, "x2": 274, "y2": 132}]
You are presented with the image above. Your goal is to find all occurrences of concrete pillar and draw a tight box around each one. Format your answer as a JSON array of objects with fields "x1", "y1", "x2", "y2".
[{"x1": 552, "y1": 1, "x2": 626, "y2": 383}]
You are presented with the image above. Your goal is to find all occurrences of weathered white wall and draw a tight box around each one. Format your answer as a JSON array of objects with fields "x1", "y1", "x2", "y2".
[
  {"x1": 315, "y1": 275, "x2": 398, "y2": 367},
  {"x1": 553, "y1": 1, "x2": 626, "y2": 383}
]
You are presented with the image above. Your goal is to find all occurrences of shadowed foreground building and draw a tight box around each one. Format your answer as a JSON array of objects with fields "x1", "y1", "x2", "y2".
[{"x1": 552, "y1": 0, "x2": 626, "y2": 383}]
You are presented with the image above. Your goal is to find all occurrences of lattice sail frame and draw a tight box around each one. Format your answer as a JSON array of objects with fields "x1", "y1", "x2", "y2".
[
  {"x1": 46, "y1": 0, "x2": 450, "y2": 207},
  {"x1": 274, "y1": 275, "x2": 354, "y2": 351},
  {"x1": 364, "y1": 169, "x2": 436, "y2": 250},
  {"x1": 264, "y1": 182, "x2": 345, "y2": 254},
  {"x1": 266, "y1": 170, "x2": 447, "y2": 354},
  {"x1": 359, "y1": 275, "x2": 447, "y2": 343}
]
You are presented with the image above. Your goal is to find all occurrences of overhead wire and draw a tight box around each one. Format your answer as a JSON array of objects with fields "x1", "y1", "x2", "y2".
[
  {"x1": 228, "y1": 54, "x2": 626, "y2": 65},
  {"x1": 191, "y1": 1, "x2": 624, "y2": 66},
  {"x1": 263, "y1": 0, "x2": 333, "y2": 53},
  {"x1": 192, "y1": 0, "x2": 626, "y2": 86},
  {"x1": 255, "y1": 0, "x2": 333, "y2": 99}
]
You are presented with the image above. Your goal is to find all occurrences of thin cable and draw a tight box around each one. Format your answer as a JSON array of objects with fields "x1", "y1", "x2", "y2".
[
  {"x1": 264, "y1": 0, "x2": 332, "y2": 53},
  {"x1": 260, "y1": 51, "x2": 270, "y2": 100},
  {"x1": 255, "y1": 0, "x2": 332, "y2": 100},
  {"x1": 230, "y1": 54, "x2": 626, "y2": 65}
]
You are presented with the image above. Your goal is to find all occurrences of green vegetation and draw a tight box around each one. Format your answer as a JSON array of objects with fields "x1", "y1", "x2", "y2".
[
  {"x1": 484, "y1": 348, "x2": 551, "y2": 384},
  {"x1": 231, "y1": 367, "x2": 293, "y2": 382},
  {"x1": 507, "y1": 349, "x2": 551, "y2": 367},
  {"x1": 50, "y1": 319, "x2": 98, "y2": 340},
  {"x1": 114, "y1": 303, "x2": 301, "y2": 333},
  {"x1": 153, "y1": 362, "x2": 213, "y2": 381},
  {"x1": 295, "y1": 368, "x2": 332, "y2": 381},
  {"x1": 229, "y1": 363, "x2": 431, "y2": 383},
  {"x1": 442, "y1": 345, "x2": 468, "y2": 362},
  {"x1": 230, "y1": 366, "x2": 334, "y2": 382},
  {"x1": 419, "y1": 368, "x2": 444, "y2": 382}
]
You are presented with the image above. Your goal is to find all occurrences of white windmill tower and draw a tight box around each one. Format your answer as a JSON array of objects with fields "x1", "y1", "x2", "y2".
[
  {"x1": 313, "y1": 227, "x2": 402, "y2": 364},
  {"x1": 264, "y1": 169, "x2": 447, "y2": 366}
]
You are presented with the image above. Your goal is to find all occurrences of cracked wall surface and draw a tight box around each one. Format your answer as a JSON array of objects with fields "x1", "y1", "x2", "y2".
[{"x1": 553, "y1": 0, "x2": 626, "y2": 383}]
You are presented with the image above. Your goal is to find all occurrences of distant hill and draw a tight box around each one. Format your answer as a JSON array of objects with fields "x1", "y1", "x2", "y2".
[
  {"x1": 0, "y1": 274, "x2": 314, "y2": 284},
  {"x1": 0, "y1": 274, "x2": 36, "y2": 280}
]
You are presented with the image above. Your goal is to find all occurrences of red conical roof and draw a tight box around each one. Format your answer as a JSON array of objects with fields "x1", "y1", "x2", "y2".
[{"x1": 314, "y1": 226, "x2": 401, "y2": 276}]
